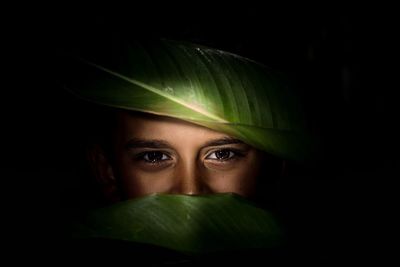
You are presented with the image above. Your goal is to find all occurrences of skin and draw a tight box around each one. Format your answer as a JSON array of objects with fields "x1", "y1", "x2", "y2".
[{"x1": 92, "y1": 110, "x2": 265, "y2": 201}]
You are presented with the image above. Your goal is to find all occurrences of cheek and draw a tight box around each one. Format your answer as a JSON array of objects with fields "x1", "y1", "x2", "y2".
[
  {"x1": 114, "y1": 155, "x2": 175, "y2": 198},
  {"x1": 124, "y1": 173, "x2": 175, "y2": 198},
  {"x1": 205, "y1": 161, "x2": 260, "y2": 196}
]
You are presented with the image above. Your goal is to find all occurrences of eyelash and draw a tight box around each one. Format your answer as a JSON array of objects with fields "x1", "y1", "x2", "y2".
[
  {"x1": 135, "y1": 151, "x2": 172, "y2": 165},
  {"x1": 205, "y1": 149, "x2": 244, "y2": 162},
  {"x1": 135, "y1": 149, "x2": 244, "y2": 165}
]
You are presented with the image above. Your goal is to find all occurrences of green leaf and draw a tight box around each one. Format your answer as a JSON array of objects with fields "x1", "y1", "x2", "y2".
[
  {"x1": 71, "y1": 193, "x2": 283, "y2": 254},
  {"x1": 63, "y1": 38, "x2": 314, "y2": 161}
]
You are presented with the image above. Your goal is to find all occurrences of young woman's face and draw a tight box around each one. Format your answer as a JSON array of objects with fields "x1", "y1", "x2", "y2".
[{"x1": 109, "y1": 111, "x2": 263, "y2": 199}]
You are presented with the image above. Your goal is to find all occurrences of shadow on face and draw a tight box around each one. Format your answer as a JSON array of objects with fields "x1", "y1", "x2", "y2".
[{"x1": 87, "y1": 110, "x2": 282, "y2": 204}]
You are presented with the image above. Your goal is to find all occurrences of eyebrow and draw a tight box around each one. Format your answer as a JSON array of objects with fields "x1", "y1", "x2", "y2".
[
  {"x1": 203, "y1": 137, "x2": 244, "y2": 147},
  {"x1": 125, "y1": 139, "x2": 171, "y2": 149},
  {"x1": 124, "y1": 137, "x2": 244, "y2": 150}
]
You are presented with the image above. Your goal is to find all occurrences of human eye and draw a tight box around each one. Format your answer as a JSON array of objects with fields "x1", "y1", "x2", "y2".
[
  {"x1": 135, "y1": 151, "x2": 172, "y2": 164},
  {"x1": 205, "y1": 148, "x2": 244, "y2": 162}
]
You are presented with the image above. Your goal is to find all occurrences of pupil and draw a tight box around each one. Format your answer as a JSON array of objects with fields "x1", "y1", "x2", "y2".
[
  {"x1": 216, "y1": 150, "x2": 229, "y2": 159},
  {"x1": 148, "y1": 152, "x2": 163, "y2": 162}
]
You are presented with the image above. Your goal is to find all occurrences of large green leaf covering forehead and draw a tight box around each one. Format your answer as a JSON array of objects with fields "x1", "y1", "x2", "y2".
[{"x1": 64, "y1": 38, "x2": 313, "y2": 160}]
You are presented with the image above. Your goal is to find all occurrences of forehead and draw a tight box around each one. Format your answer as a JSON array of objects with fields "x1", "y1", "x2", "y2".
[{"x1": 114, "y1": 110, "x2": 230, "y2": 141}]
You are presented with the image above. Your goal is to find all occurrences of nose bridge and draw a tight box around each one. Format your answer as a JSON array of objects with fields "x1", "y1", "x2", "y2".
[{"x1": 172, "y1": 156, "x2": 208, "y2": 195}]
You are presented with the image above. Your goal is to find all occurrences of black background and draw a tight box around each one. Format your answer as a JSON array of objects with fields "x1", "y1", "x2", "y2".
[{"x1": 2, "y1": 3, "x2": 398, "y2": 264}]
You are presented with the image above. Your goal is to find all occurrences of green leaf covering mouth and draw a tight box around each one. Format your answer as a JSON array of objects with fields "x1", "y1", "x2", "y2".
[
  {"x1": 62, "y1": 38, "x2": 316, "y2": 161},
  {"x1": 71, "y1": 193, "x2": 284, "y2": 254}
]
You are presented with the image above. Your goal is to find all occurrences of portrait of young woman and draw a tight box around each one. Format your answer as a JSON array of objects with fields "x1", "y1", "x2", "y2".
[
  {"x1": 7, "y1": 5, "x2": 394, "y2": 266},
  {"x1": 44, "y1": 27, "x2": 320, "y2": 265}
]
